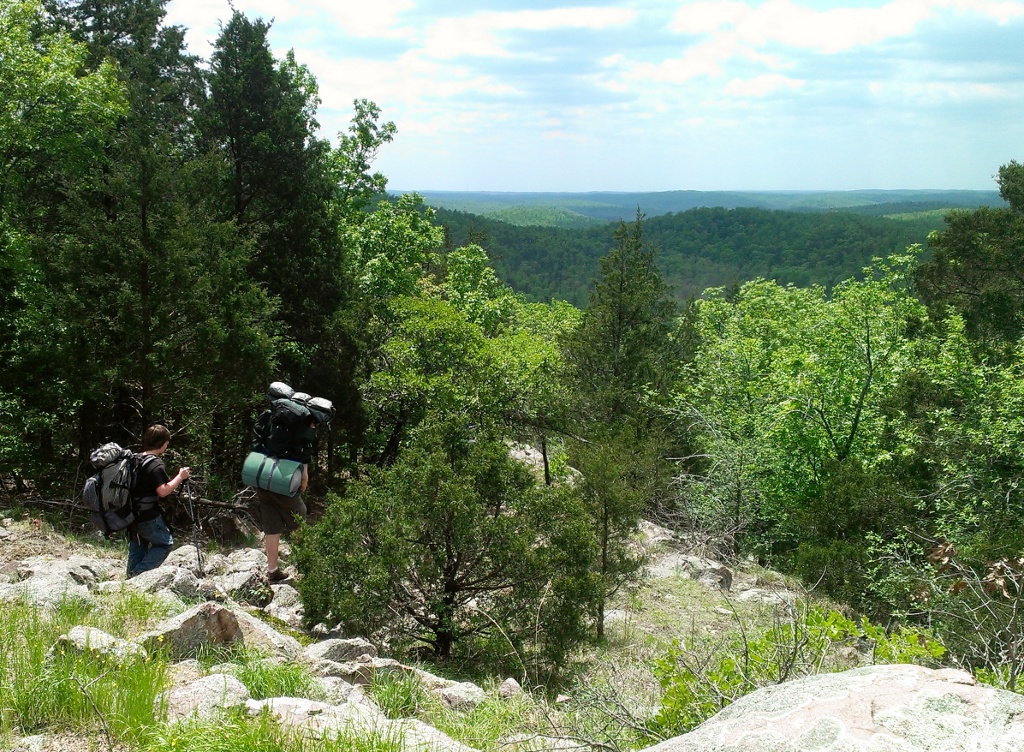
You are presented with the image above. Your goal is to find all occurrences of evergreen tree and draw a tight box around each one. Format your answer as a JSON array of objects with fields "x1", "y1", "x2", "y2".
[
  {"x1": 564, "y1": 211, "x2": 681, "y2": 637},
  {"x1": 29, "y1": 0, "x2": 276, "y2": 487}
]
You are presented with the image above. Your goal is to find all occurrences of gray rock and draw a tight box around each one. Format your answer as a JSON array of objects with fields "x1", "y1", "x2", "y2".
[
  {"x1": 303, "y1": 637, "x2": 378, "y2": 663},
  {"x1": 392, "y1": 718, "x2": 479, "y2": 752},
  {"x1": 735, "y1": 587, "x2": 796, "y2": 606},
  {"x1": 228, "y1": 605, "x2": 302, "y2": 659},
  {"x1": 164, "y1": 673, "x2": 251, "y2": 721},
  {"x1": 264, "y1": 583, "x2": 304, "y2": 628},
  {"x1": 0, "y1": 574, "x2": 93, "y2": 609},
  {"x1": 641, "y1": 664, "x2": 1024, "y2": 752},
  {"x1": 127, "y1": 565, "x2": 201, "y2": 599},
  {"x1": 16, "y1": 554, "x2": 118, "y2": 585},
  {"x1": 213, "y1": 569, "x2": 272, "y2": 607},
  {"x1": 245, "y1": 696, "x2": 383, "y2": 734},
  {"x1": 49, "y1": 625, "x2": 147, "y2": 665},
  {"x1": 163, "y1": 545, "x2": 207, "y2": 575},
  {"x1": 136, "y1": 601, "x2": 241, "y2": 660},
  {"x1": 498, "y1": 677, "x2": 522, "y2": 699},
  {"x1": 648, "y1": 553, "x2": 732, "y2": 591},
  {"x1": 436, "y1": 681, "x2": 486, "y2": 711}
]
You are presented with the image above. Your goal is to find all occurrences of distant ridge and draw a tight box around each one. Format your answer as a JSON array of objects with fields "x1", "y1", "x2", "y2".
[{"x1": 394, "y1": 189, "x2": 1003, "y2": 228}]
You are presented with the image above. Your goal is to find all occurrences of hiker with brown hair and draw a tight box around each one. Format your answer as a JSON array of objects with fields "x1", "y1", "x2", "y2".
[{"x1": 127, "y1": 424, "x2": 189, "y2": 578}]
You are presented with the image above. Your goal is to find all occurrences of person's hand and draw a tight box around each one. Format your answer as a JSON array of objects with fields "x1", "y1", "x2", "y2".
[{"x1": 179, "y1": 466, "x2": 191, "y2": 480}]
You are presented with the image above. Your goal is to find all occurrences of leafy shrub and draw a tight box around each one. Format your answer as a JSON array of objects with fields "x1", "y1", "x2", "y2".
[{"x1": 647, "y1": 608, "x2": 944, "y2": 739}]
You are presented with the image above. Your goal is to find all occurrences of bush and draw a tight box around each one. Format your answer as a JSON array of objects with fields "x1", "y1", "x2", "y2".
[{"x1": 646, "y1": 607, "x2": 944, "y2": 740}]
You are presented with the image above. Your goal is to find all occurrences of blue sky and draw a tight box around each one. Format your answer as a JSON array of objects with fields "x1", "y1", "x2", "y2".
[{"x1": 164, "y1": 0, "x2": 1024, "y2": 192}]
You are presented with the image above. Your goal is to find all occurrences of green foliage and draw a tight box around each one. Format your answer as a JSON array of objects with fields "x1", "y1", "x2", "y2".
[
  {"x1": 676, "y1": 252, "x2": 926, "y2": 562},
  {"x1": 436, "y1": 204, "x2": 938, "y2": 306},
  {"x1": 648, "y1": 608, "x2": 944, "y2": 739},
  {"x1": 295, "y1": 412, "x2": 597, "y2": 666},
  {"x1": 370, "y1": 672, "x2": 436, "y2": 719},
  {"x1": 0, "y1": 593, "x2": 171, "y2": 741}
]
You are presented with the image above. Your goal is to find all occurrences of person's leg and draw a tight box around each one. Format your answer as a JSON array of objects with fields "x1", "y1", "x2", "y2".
[
  {"x1": 126, "y1": 529, "x2": 147, "y2": 578},
  {"x1": 265, "y1": 532, "x2": 281, "y2": 571},
  {"x1": 130, "y1": 516, "x2": 174, "y2": 576}
]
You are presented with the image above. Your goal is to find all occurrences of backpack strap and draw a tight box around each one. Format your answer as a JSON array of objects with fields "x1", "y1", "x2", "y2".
[{"x1": 132, "y1": 454, "x2": 162, "y2": 517}]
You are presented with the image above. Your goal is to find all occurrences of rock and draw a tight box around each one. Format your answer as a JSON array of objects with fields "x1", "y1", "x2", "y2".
[
  {"x1": 302, "y1": 637, "x2": 378, "y2": 663},
  {"x1": 392, "y1": 718, "x2": 479, "y2": 752},
  {"x1": 212, "y1": 569, "x2": 272, "y2": 607},
  {"x1": 0, "y1": 527, "x2": 10, "y2": 540},
  {"x1": 136, "y1": 602, "x2": 241, "y2": 660},
  {"x1": 163, "y1": 545, "x2": 207, "y2": 575},
  {"x1": 436, "y1": 681, "x2": 486, "y2": 711},
  {"x1": 641, "y1": 664, "x2": 1024, "y2": 752},
  {"x1": 49, "y1": 625, "x2": 147, "y2": 665},
  {"x1": 639, "y1": 520, "x2": 678, "y2": 546},
  {"x1": 228, "y1": 605, "x2": 302, "y2": 659},
  {"x1": 16, "y1": 554, "x2": 118, "y2": 585},
  {"x1": 648, "y1": 553, "x2": 732, "y2": 591},
  {"x1": 127, "y1": 565, "x2": 201, "y2": 599},
  {"x1": 264, "y1": 583, "x2": 304, "y2": 628},
  {"x1": 245, "y1": 696, "x2": 383, "y2": 734},
  {"x1": 205, "y1": 548, "x2": 267, "y2": 576},
  {"x1": 735, "y1": 587, "x2": 796, "y2": 606},
  {"x1": 268, "y1": 583, "x2": 302, "y2": 609},
  {"x1": 0, "y1": 574, "x2": 93, "y2": 609},
  {"x1": 498, "y1": 677, "x2": 522, "y2": 699},
  {"x1": 164, "y1": 674, "x2": 251, "y2": 721},
  {"x1": 315, "y1": 676, "x2": 362, "y2": 704},
  {"x1": 309, "y1": 658, "x2": 373, "y2": 684}
]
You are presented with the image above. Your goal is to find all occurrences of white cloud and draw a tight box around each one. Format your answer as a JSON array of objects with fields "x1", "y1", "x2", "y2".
[
  {"x1": 670, "y1": 0, "x2": 1024, "y2": 54},
  {"x1": 422, "y1": 7, "x2": 636, "y2": 60},
  {"x1": 724, "y1": 73, "x2": 804, "y2": 96},
  {"x1": 312, "y1": 0, "x2": 415, "y2": 38}
]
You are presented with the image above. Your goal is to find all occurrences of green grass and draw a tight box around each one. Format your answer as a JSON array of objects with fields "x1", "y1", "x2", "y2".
[{"x1": 0, "y1": 594, "x2": 170, "y2": 742}]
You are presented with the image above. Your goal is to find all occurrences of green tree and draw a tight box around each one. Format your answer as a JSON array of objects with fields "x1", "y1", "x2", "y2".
[
  {"x1": 566, "y1": 211, "x2": 679, "y2": 426},
  {"x1": 915, "y1": 161, "x2": 1024, "y2": 358},
  {"x1": 678, "y1": 253, "x2": 925, "y2": 603},
  {"x1": 563, "y1": 211, "x2": 680, "y2": 637},
  {"x1": 296, "y1": 412, "x2": 596, "y2": 666},
  {"x1": 0, "y1": 0, "x2": 125, "y2": 479},
  {"x1": 26, "y1": 0, "x2": 277, "y2": 489}
]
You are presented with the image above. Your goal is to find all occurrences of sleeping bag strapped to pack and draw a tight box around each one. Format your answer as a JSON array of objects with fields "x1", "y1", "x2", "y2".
[{"x1": 241, "y1": 451, "x2": 304, "y2": 497}]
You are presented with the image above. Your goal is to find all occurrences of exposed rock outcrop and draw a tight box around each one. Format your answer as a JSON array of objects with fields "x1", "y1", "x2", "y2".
[{"x1": 641, "y1": 664, "x2": 1024, "y2": 752}]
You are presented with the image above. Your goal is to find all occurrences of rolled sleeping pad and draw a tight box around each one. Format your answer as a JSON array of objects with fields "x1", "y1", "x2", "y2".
[
  {"x1": 241, "y1": 451, "x2": 303, "y2": 497},
  {"x1": 291, "y1": 392, "x2": 312, "y2": 405},
  {"x1": 268, "y1": 381, "x2": 294, "y2": 401}
]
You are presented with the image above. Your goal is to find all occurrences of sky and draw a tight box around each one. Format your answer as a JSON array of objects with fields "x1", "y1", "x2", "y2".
[{"x1": 163, "y1": 0, "x2": 1024, "y2": 193}]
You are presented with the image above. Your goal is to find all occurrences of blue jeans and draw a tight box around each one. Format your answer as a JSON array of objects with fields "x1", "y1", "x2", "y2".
[{"x1": 127, "y1": 515, "x2": 173, "y2": 578}]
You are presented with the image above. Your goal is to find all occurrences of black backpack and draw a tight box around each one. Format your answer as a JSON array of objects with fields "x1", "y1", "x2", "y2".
[
  {"x1": 253, "y1": 398, "x2": 314, "y2": 463},
  {"x1": 82, "y1": 443, "x2": 155, "y2": 537}
]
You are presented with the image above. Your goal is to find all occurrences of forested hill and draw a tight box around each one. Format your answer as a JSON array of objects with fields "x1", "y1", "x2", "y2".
[
  {"x1": 435, "y1": 206, "x2": 942, "y2": 305},
  {"x1": 409, "y1": 188, "x2": 1000, "y2": 227}
]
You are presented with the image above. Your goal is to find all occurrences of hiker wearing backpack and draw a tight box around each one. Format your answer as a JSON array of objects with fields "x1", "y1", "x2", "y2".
[
  {"x1": 244, "y1": 382, "x2": 333, "y2": 582},
  {"x1": 127, "y1": 424, "x2": 190, "y2": 578}
]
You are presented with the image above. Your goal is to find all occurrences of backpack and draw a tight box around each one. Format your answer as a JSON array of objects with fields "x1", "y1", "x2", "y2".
[
  {"x1": 82, "y1": 443, "x2": 155, "y2": 537},
  {"x1": 253, "y1": 397, "x2": 314, "y2": 463}
]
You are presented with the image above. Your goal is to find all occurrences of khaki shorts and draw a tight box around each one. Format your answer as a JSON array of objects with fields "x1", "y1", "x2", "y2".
[{"x1": 255, "y1": 488, "x2": 307, "y2": 535}]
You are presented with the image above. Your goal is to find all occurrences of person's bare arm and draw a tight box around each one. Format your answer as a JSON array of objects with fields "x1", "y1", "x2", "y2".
[{"x1": 157, "y1": 467, "x2": 190, "y2": 498}]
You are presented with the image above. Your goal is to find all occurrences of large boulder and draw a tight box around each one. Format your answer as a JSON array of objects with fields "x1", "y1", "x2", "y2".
[
  {"x1": 125, "y1": 565, "x2": 201, "y2": 599},
  {"x1": 641, "y1": 664, "x2": 1024, "y2": 752},
  {"x1": 228, "y1": 605, "x2": 302, "y2": 659},
  {"x1": 164, "y1": 674, "x2": 251, "y2": 721},
  {"x1": 49, "y1": 626, "x2": 147, "y2": 665},
  {"x1": 136, "y1": 602, "x2": 241, "y2": 660},
  {"x1": 302, "y1": 637, "x2": 377, "y2": 663}
]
